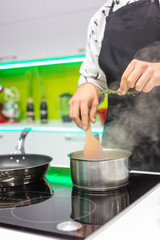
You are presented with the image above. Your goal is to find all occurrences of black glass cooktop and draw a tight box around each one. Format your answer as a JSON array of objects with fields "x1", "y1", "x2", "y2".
[{"x1": 0, "y1": 167, "x2": 160, "y2": 240}]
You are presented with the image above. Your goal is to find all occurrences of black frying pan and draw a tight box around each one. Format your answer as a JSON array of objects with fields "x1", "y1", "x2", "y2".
[{"x1": 0, "y1": 128, "x2": 52, "y2": 187}]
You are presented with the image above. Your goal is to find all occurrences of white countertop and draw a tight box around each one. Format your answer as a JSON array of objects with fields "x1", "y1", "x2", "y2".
[
  {"x1": 88, "y1": 182, "x2": 160, "y2": 240},
  {"x1": 1, "y1": 182, "x2": 160, "y2": 240}
]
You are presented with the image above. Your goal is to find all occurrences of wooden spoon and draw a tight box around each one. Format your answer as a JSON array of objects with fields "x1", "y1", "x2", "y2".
[{"x1": 83, "y1": 120, "x2": 105, "y2": 160}]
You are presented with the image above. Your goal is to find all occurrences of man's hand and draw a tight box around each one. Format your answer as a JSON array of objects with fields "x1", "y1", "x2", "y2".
[
  {"x1": 120, "y1": 59, "x2": 160, "y2": 94},
  {"x1": 69, "y1": 83, "x2": 101, "y2": 130}
]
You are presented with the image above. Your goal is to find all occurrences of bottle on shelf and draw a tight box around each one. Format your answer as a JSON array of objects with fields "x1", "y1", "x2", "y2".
[
  {"x1": 40, "y1": 97, "x2": 48, "y2": 124},
  {"x1": 26, "y1": 98, "x2": 35, "y2": 123},
  {"x1": 0, "y1": 83, "x2": 4, "y2": 93}
]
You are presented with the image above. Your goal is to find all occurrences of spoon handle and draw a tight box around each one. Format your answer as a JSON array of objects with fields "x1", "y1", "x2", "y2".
[{"x1": 85, "y1": 119, "x2": 92, "y2": 137}]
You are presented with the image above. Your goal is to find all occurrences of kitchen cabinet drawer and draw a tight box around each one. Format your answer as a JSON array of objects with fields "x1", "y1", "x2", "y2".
[
  {"x1": 0, "y1": 131, "x2": 35, "y2": 155},
  {"x1": 0, "y1": 0, "x2": 105, "y2": 61},
  {"x1": 34, "y1": 132, "x2": 86, "y2": 167},
  {"x1": 0, "y1": 0, "x2": 44, "y2": 24},
  {"x1": 45, "y1": 0, "x2": 106, "y2": 16},
  {"x1": 34, "y1": 131, "x2": 102, "y2": 168},
  {"x1": 46, "y1": 9, "x2": 95, "y2": 57},
  {"x1": 45, "y1": 0, "x2": 106, "y2": 57},
  {"x1": 0, "y1": 19, "x2": 46, "y2": 62}
]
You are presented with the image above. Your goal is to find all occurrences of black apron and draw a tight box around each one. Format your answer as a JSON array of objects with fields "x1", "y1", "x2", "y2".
[{"x1": 99, "y1": 0, "x2": 160, "y2": 171}]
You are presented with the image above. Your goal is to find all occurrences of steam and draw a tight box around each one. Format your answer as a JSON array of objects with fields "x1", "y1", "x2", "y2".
[
  {"x1": 103, "y1": 89, "x2": 160, "y2": 149},
  {"x1": 102, "y1": 41, "x2": 160, "y2": 170}
]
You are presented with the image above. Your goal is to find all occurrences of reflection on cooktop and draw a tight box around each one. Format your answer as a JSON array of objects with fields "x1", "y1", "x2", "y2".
[
  {"x1": 0, "y1": 173, "x2": 160, "y2": 240},
  {"x1": 71, "y1": 187, "x2": 129, "y2": 225},
  {"x1": 11, "y1": 190, "x2": 82, "y2": 224},
  {"x1": 0, "y1": 178, "x2": 53, "y2": 208}
]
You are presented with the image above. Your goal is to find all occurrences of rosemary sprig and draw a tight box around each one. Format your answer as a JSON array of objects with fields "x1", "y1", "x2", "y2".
[{"x1": 101, "y1": 89, "x2": 137, "y2": 96}]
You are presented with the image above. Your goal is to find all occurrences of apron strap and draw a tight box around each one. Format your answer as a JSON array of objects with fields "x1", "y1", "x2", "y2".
[
  {"x1": 108, "y1": 0, "x2": 115, "y2": 16},
  {"x1": 156, "y1": 0, "x2": 160, "y2": 5}
]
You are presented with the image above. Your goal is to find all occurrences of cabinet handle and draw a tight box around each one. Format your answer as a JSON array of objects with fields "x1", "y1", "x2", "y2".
[
  {"x1": 65, "y1": 136, "x2": 72, "y2": 141},
  {"x1": 64, "y1": 134, "x2": 85, "y2": 141}
]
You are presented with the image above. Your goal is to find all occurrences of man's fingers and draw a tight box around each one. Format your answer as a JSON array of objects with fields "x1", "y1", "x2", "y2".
[
  {"x1": 89, "y1": 100, "x2": 98, "y2": 123},
  {"x1": 135, "y1": 69, "x2": 152, "y2": 92},
  {"x1": 120, "y1": 60, "x2": 136, "y2": 94},
  {"x1": 69, "y1": 83, "x2": 101, "y2": 130},
  {"x1": 69, "y1": 101, "x2": 82, "y2": 128},
  {"x1": 142, "y1": 78, "x2": 155, "y2": 93},
  {"x1": 80, "y1": 103, "x2": 89, "y2": 130},
  {"x1": 127, "y1": 68, "x2": 142, "y2": 88}
]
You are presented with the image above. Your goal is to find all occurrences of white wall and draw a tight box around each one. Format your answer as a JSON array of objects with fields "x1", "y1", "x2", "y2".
[{"x1": 0, "y1": 0, "x2": 106, "y2": 62}]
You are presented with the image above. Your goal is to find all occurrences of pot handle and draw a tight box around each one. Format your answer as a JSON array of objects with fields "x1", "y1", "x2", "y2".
[{"x1": 11, "y1": 128, "x2": 31, "y2": 154}]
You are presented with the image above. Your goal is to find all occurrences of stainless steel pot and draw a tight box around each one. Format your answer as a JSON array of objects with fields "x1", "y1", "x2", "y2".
[{"x1": 68, "y1": 149, "x2": 131, "y2": 192}]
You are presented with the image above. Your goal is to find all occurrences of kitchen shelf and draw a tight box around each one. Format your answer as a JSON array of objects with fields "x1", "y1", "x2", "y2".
[
  {"x1": 0, "y1": 55, "x2": 85, "y2": 70},
  {"x1": 0, "y1": 120, "x2": 103, "y2": 133}
]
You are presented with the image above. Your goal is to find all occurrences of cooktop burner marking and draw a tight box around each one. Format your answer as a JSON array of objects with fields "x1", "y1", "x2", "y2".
[
  {"x1": 56, "y1": 221, "x2": 82, "y2": 232},
  {"x1": 10, "y1": 194, "x2": 97, "y2": 224}
]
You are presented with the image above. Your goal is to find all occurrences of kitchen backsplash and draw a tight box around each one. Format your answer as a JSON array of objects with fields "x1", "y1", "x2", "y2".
[{"x1": 0, "y1": 63, "x2": 108, "y2": 121}]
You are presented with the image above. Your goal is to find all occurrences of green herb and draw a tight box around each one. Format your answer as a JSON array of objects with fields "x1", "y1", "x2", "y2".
[{"x1": 101, "y1": 89, "x2": 137, "y2": 96}]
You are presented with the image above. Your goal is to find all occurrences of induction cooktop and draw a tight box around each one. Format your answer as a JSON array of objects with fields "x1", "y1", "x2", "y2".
[{"x1": 0, "y1": 167, "x2": 160, "y2": 240}]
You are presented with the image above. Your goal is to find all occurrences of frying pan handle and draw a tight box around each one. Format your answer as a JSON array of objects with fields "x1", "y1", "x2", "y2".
[{"x1": 12, "y1": 127, "x2": 31, "y2": 154}]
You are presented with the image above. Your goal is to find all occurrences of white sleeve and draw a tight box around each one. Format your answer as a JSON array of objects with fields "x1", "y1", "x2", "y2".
[
  {"x1": 78, "y1": 1, "x2": 114, "y2": 92},
  {"x1": 78, "y1": 0, "x2": 133, "y2": 91}
]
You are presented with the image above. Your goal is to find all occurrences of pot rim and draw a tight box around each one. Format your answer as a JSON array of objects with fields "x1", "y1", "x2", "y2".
[{"x1": 68, "y1": 148, "x2": 132, "y2": 162}]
